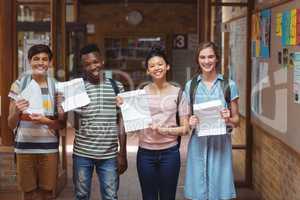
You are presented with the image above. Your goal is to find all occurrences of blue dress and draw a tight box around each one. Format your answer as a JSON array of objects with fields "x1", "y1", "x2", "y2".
[{"x1": 184, "y1": 74, "x2": 239, "y2": 200}]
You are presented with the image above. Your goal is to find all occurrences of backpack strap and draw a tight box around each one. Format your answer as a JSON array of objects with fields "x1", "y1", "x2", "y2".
[
  {"x1": 47, "y1": 77, "x2": 57, "y2": 116},
  {"x1": 189, "y1": 76, "x2": 200, "y2": 115},
  {"x1": 108, "y1": 78, "x2": 120, "y2": 95},
  {"x1": 220, "y1": 77, "x2": 231, "y2": 109},
  {"x1": 19, "y1": 74, "x2": 32, "y2": 91},
  {"x1": 221, "y1": 77, "x2": 233, "y2": 133},
  {"x1": 175, "y1": 87, "x2": 183, "y2": 125},
  {"x1": 108, "y1": 78, "x2": 121, "y2": 124},
  {"x1": 175, "y1": 87, "x2": 183, "y2": 148}
]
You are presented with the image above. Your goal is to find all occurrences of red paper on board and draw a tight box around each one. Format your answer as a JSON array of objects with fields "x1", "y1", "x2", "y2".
[{"x1": 296, "y1": 9, "x2": 300, "y2": 45}]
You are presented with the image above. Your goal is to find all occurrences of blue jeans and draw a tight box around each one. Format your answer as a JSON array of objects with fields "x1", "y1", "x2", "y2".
[
  {"x1": 73, "y1": 154, "x2": 119, "y2": 200},
  {"x1": 137, "y1": 145, "x2": 180, "y2": 200}
]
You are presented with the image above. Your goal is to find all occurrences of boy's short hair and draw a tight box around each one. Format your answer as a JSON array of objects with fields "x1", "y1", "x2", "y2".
[
  {"x1": 27, "y1": 44, "x2": 53, "y2": 61},
  {"x1": 80, "y1": 44, "x2": 102, "y2": 57}
]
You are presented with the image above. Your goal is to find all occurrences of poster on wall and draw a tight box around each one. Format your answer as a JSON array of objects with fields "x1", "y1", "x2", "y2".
[
  {"x1": 260, "y1": 9, "x2": 271, "y2": 58},
  {"x1": 251, "y1": 13, "x2": 260, "y2": 57},
  {"x1": 293, "y1": 52, "x2": 300, "y2": 104},
  {"x1": 276, "y1": 13, "x2": 282, "y2": 36},
  {"x1": 296, "y1": 9, "x2": 300, "y2": 44},
  {"x1": 276, "y1": 9, "x2": 300, "y2": 46},
  {"x1": 290, "y1": 9, "x2": 297, "y2": 46},
  {"x1": 282, "y1": 10, "x2": 291, "y2": 47}
]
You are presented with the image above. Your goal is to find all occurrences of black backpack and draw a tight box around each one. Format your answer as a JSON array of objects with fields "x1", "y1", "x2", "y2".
[
  {"x1": 108, "y1": 78, "x2": 120, "y2": 96},
  {"x1": 175, "y1": 87, "x2": 184, "y2": 148},
  {"x1": 108, "y1": 78, "x2": 122, "y2": 124}
]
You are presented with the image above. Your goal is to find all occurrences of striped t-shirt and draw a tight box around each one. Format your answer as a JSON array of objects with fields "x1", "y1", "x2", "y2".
[
  {"x1": 73, "y1": 78, "x2": 124, "y2": 159},
  {"x1": 8, "y1": 78, "x2": 58, "y2": 154}
]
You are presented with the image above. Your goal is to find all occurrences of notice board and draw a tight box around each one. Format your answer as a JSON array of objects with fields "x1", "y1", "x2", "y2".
[{"x1": 251, "y1": 1, "x2": 300, "y2": 153}]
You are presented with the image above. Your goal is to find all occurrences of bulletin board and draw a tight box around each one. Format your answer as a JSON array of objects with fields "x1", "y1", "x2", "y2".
[
  {"x1": 251, "y1": 1, "x2": 300, "y2": 153},
  {"x1": 227, "y1": 17, "x2": 247, "y2": 117}
]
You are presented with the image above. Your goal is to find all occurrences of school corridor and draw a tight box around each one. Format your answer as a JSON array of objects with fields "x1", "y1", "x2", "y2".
[
  {"x1": 55, "y1": 127, "x2": 260, "y2": 200},
  {"x1": 1, "y1": 0, "x2": 300, "y2": 200}
]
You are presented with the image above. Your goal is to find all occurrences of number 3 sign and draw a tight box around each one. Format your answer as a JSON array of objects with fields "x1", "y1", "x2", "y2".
[{"x1": 173, "y1": 34, "x2": 187, "y2": 49}]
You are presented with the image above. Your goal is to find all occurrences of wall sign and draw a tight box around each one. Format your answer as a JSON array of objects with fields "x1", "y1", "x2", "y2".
[{"x1": 173, "y1": 34, "x2": 187, "y2": 49}]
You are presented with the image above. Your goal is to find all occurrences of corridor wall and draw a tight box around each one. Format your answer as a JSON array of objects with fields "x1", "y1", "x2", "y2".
[
  {"x1": 251, "y1": 0, "x2": 300, "y2": 154},
  {"x1": 250, "y1": 1, "x2": 300, "y2": 199}
]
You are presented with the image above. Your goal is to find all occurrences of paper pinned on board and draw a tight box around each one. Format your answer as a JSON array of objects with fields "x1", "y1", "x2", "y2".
[
  {"x1": 118, "y1": 89, "x2": 152, "y2": 133},
  {"x1": 290, "y1": 9, "x2": 297, "y2": 45},
  {"x1": 296, "y1": 9, "x2": 300, "y2": 45},
  {"x1": 193, "y1": 100, "x2": 227, "y2": 137},
  {"x1": 276, "y1": 13, "x2": 282, "y2": 37},
  {"x1": 17, "y1": 79, "x2": 44, "y2": 115},
  {"x1": 55, "y1": 78, "x2": 90, "y2": 112},
  {"x1": 282, "y1": 11, "x2": 291, "y2": 47}
]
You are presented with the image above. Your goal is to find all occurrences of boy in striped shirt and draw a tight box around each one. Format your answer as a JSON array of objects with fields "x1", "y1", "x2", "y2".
[
  {"x1": 72, "y1": 44, "x2": 127, "y2": 200},
  {"x1": 8, "y1": 44, "x2": 66, "y2": 200}
]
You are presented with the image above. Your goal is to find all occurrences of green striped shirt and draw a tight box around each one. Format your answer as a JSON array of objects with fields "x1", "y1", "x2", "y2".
[{"x1": 73, "y1": 78, "x2": 124, "y2": 159}]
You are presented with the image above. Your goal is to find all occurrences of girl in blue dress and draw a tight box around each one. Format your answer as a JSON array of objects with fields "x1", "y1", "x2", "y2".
[{"x1": 184, "y1": 41, "x2": 240, "y2": 200}]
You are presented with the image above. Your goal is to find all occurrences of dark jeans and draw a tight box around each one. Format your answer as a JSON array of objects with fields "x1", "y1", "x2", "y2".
[{"x1": 137, "y1": 145, "x2": 180, "y2": 200}]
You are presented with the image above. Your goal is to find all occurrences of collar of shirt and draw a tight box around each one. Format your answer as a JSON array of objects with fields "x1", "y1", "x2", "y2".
[{"x1": 196, "y1": 73, "x2": 224, "y2": 83}]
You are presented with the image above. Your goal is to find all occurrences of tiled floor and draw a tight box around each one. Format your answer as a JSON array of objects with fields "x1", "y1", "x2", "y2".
[
  {"x1": 55, "y1": 130, "x2": 260, "y2": 200},
  {"x1": 0, "y1": 129, "x2": 260, "y2": 200}
]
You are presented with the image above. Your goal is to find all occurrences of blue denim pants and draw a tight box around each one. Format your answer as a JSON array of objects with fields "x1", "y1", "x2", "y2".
[
  {"x1": 73, "y1": 154, "x2": 119, "y2": 200},
  {"x1": 137, "y1": 145, "x2": 180, "y2": 200}
]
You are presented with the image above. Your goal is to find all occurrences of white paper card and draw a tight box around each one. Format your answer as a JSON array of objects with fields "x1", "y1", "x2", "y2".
[
  {"x1": 193, "y1": 100, "x2": 226, "y2": 137},
  {"x1": 18, "y1": 80, "x2": 44, "y2": 115},
  {"x1": 119, "y1": 90, "x2": 152, "y2": 133},
  {"x1": 55, "y1": 78, "x2": 90, "y2": 112}
]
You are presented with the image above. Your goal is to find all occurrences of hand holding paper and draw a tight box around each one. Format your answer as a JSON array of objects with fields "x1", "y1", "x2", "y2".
[
  {"x1": 55, "y1": 78, "x2": 90, "y2": 112},
  {"x1": 118, "y1": 90, "x2": 152, "y2": 133},
  {"x1": 17, "y1": 79, "x2": 44, "y2": 115},
  {"x1": 116, "y1": 95, "x2": 124, "y2": 107},
  {"x1": 220, "y1": 108, "x2": 231, "y2": 123},
  {"x1": 193, "y1": 100, "x2": 227, "y2": 137},
  {"x1": 14, "y1": 99, "x2": 30, "y2": 114},
  {"x1": 189, "y1": 115, "x2": 199, "y2": 128}
]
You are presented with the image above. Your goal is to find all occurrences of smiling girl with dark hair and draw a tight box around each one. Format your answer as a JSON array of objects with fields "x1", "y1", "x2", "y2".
[{"x1": 117, "y1": 46, "x2": 190, "y2": 200}]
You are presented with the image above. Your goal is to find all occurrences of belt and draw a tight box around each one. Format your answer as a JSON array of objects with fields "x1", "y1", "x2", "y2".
[{"x1": 19, "y1": 114, "x2": 55, "y2": 121}]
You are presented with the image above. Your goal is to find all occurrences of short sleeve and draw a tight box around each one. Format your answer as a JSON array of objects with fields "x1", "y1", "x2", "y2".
[
  {"x1": 8, "y1": 80, "x2": 21, "y2": 100},
  {"x1": 178, "y1": 91, "x2": 190, "y2": 117},
  {"x1": 229, "y1": 80, "x2": 239, "y2": 101}
]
